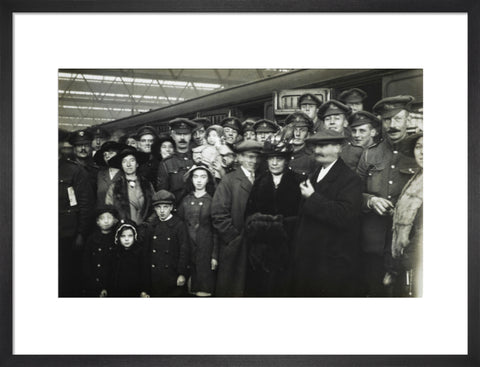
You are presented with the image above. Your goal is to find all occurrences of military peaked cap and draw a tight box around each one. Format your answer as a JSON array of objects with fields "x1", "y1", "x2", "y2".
[
  {"x1": 298, "y1": 93, "x2": 322, "y2": 107},
  {"x1": 348, "y1": 111, "x2": 381, "y2": 130},
  {"x1": 338, "y1": 88, "x2": 368, "y2": 104},
  {"x1": 318, "y1": 100, "x2": 352, "y2": 119},
  {"x1": 372, "y1": 95, "x2": 415, "y2": 119},
  {"x1": 220, "y1": 117, "x2": 242, "y2": 132},
  {"x1": 169, "y1": 118, "x2": 197, "y2": 133},
  {"x1": 253, "y1": 119, "x2": 280, "y2": 133},
  {"x1": 68, "y1": 129, "x2": 93, "y2": 145},
  {"x1": 284, "y1": 111, "x2": 314, "y2": 131}
]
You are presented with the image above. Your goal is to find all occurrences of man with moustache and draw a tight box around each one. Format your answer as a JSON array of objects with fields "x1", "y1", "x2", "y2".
[
  {"x1": 211, "y1": 140, "x2": 263, "y2": 296},
  {"x1": 356, "y1": 95, "x2": 419, "y2": 296},
  {"x1": 156, "y1": 118, "x2": 195, "y2": 205},
  {"x1": 338, "y1": 88, "x2": 368, "y2": 113},
  {"x1": 291, "y1": 129, "x2": 362, "y2": 297},
  {"x1": 298, "y1": 93, "x2": 322, "y2": 133},
  {"x1": 69, "y1": 129, "x2": 99, "y2": 193}
]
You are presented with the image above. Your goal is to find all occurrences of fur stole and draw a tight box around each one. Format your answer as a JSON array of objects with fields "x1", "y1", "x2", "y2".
[{"x1": 112, "y1": 174, "x2": 154, "y2": 222}]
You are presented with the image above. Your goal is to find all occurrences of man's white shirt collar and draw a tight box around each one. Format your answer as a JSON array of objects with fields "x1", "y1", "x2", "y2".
[{"x1": 316, "y1": 159, "x2": 338, "y2": 183}]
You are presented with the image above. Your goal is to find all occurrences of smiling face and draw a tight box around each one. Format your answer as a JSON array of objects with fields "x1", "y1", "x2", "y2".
[
  {"x1": 138, "y1": 134, "x2": 154, "y2": 153},
  {"x1": 121, "y1": 154, "x2": 138, "y2": 175},
  {"x1": 382, "y1": 109, "x2": 408, "y2": 143},
  {"x1": 323, "y1": 114, "x2": 348, "y2": 133},
  {"x1": 160, "y1": 141, "x2": 174, "y2": 160},
  {"x1": 193, "y1": 128, "x2": 206, "y2": 146},
  {"x1": 223, "y1": 127, "x2": 238, "y2": 144},
  {"x1": 351, "y1": 123, "x2": 377, "y2": 148}
]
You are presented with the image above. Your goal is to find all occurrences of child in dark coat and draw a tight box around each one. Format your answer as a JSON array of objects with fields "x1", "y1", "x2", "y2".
[
  {"x1": 142, "y1": 190, "x2": 190, "y2": 297},
  {"x1": 178, "y1": 163, "x2": 218, "y2": 296},
  {"x1": 82, "y1": 205, "x2": 119, "y2": 297},
  {"x1": 108, "y1": 220, "x2": 145, "y2": 297}
]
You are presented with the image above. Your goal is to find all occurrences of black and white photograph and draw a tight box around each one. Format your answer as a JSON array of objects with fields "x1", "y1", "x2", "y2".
[
  {"x1": 7, "y1": 10, "x2": 475, "y2": 362},
  {"x1": 58, "y1": 68, "x2": 424, "y2": 298}
]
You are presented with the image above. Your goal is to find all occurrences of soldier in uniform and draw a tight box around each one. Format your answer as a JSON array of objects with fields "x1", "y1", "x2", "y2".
[
  {"x1": 156, "y1": 118, "x2": 196, "y2": 205},
  {"x1": 253, "y1": 119, "x2": 280, "y2": 143},
  {"x1": 338, "y1": 88, "x2": 368, "y2": 113},
  {"x1": 135, "y1": 126, "x2": 159, "y2": 186},
  {"x1": 220, "y1": 117, "x2": 242, "y2": 144},
  {"x1": 59, "y1": 133, "x2": 95, "y2": 297},
  {"x1": 356, "y1": 95, "x2": 419, "y2": 296},
  {"x1": 341, "y1": 111, "x2": 381, "y2": 171},
  {"x1": 90, "y1": 126, "x2": 111, "y2": 156},
  {"x1": 241, "y1": 118, "x2": 257, "y2": 141},
  {"x1": 69, "y1": 129, "x2": 99, "y2": 194},
  {"x1": 283, "y1": 111, "x2": 317, "y2": 178},
  {"x1": 298, "y1": 93, "x2": 322, "y2": 133},
  {"x1": 191, "y1": 117, "x2": 211, "y2": 148}
]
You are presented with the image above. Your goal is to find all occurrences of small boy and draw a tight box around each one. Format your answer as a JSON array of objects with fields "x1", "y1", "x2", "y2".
[
  {"x1": 141, "y1": 190, "x2": 190, "y2": 297},
  {"x1": 82, "y1": 205, "x2": 119, "y2": 297}
]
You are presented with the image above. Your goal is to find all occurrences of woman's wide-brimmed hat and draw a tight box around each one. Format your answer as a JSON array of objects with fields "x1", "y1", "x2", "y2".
[
  {"x1": 93, "y1": 141, "x2": 127, "y2": 167},
  {"x1": 108, "y1": 147, "x2": 150, "y2": 169}
]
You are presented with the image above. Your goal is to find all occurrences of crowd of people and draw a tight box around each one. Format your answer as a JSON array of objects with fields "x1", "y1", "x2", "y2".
[{"x1": 58, "y1": 88, "x2": 423, "y2": 298}]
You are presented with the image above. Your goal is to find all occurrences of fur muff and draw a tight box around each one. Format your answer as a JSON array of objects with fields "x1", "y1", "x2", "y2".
[{"x1": 245, "y1": 213, "x2": 289, "y2": 272}]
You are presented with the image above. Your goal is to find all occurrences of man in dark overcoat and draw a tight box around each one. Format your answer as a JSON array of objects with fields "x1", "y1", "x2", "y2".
[
  {"x1": 59, "y1": 134, "x2": 95, "y2": 296},
  {"x1": 211, "y1": 140, "x2": 263, "y2": 296},
  {"x1": 291, "y1": 129, "x2": 362, "y2": 297}
]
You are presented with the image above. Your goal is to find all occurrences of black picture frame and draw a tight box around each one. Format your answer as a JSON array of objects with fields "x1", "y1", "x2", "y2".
[{"x1": 1, "y1": 1, "x2": 478, "y2": 366}]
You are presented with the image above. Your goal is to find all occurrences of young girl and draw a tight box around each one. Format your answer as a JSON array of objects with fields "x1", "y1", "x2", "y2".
[
  {"x1": 178, "y1": 163, "x2": 218, "y2": 296},
  {"x1": 201, "y1": 125, "x2": 225, "y2": 180},
  {"x1": 107, "y1": 220, "x2": 145, "y2": 297}
]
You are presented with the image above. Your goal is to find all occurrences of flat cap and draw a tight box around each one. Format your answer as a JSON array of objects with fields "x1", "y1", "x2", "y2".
[
  {"x1": 234, "y1": 140, "x2": 263, "y2": 154},
  {"x1": 338, "y1": 88, "x2": 367, "y2": 104},
  {"x1": 68, "y1": 129, "x2": 93, "y2": 145},
  {"x1": 284, "y1": 111, "x2": 314, "y2": 131},
  {"x1": 373, "y1": 95, "x2": 415, "y2": 119},
  {"x1": 152, "y1": 189, "x2": 176, "y2": 206},
  {"x1": 298, "y1": 93, "x2": 322, "y2": 107},
  {"x1": 169, "y1": 118, "x2": 196, "y2": 133},
  {"x1": 348, "y1": 111, "x2": 381, "y2": 130},
  {"x1": 318, "y1": 100, "x2": 351, "y2": 119},
  {"x1": 135, "y1": 125, "x2": 158, "y2": 139},
  {"x1": 220, "y1": 117, "x2": 242, "y2": 132},
  {"x1": 253, "y1": 119, "x2": 280, "y2": 133},
  {"x1": 305, "y1": 129, "x2": 346, "y2": 145}
]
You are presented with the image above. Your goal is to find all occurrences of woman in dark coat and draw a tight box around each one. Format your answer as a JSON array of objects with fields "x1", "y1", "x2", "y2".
[
  {"x1": 244, "y1": 139, "x2": 302, "y2": 297},
  {"x1": 177, "y1": 163, "x2": 218, "y2": 296},
  {"x1": 93, "y1": 141, "x2": 125, "y2": 205},
  {"x1": 105, "y1": 147, "x2": 155, "y2": 225}
]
